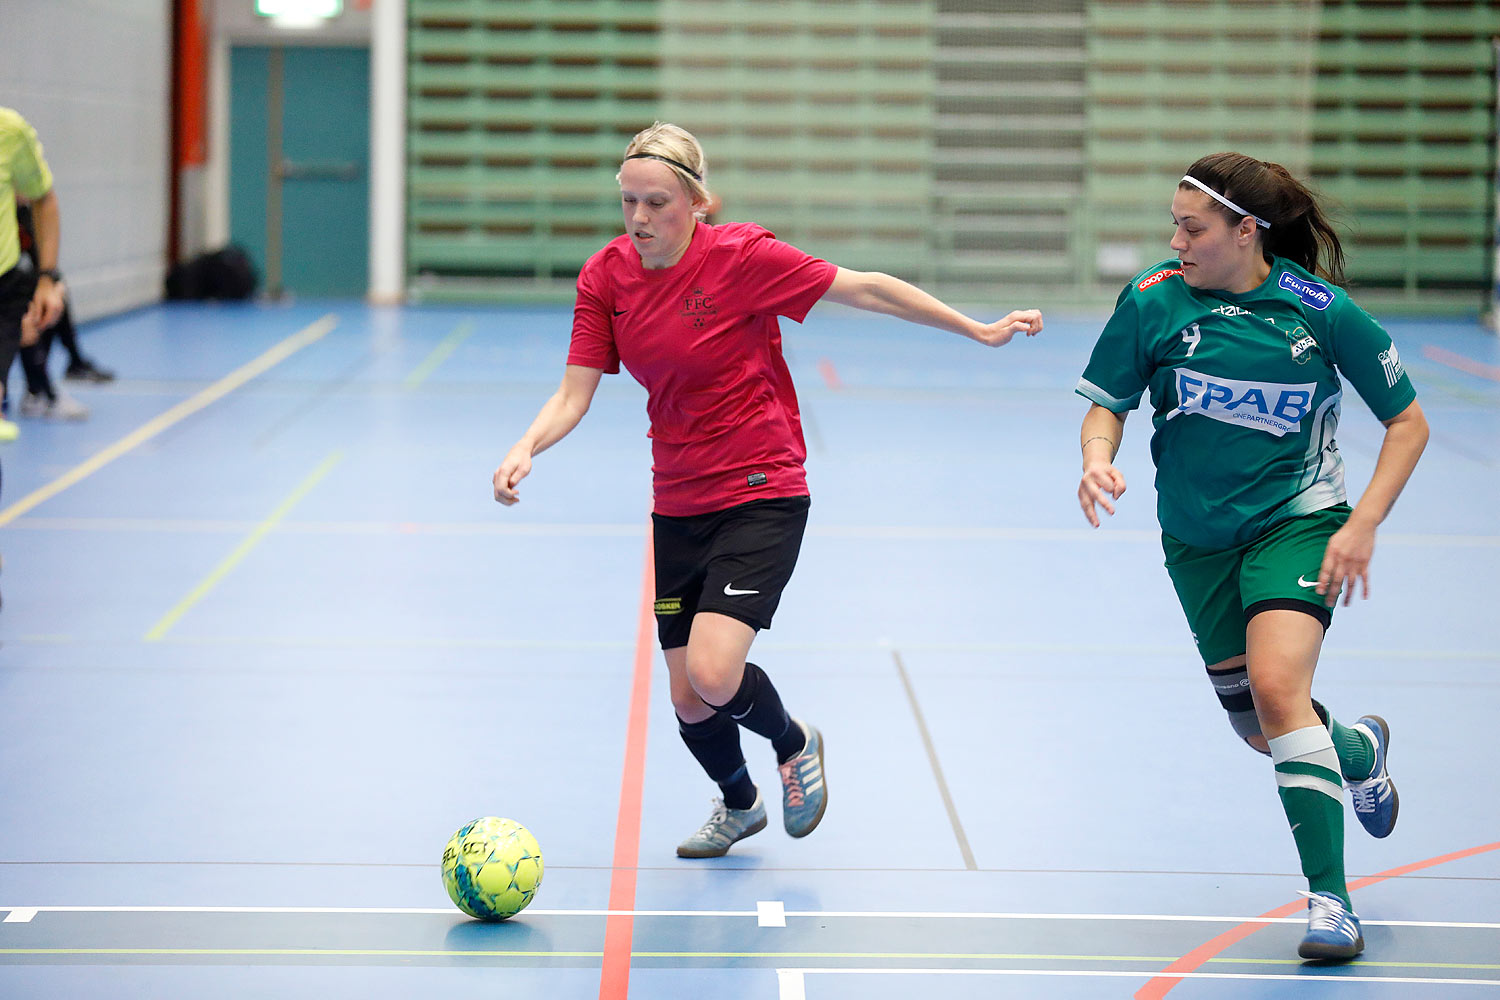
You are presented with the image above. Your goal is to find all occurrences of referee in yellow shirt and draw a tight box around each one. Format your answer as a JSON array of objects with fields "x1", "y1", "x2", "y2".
[{"x1": 1, "y1": 106, "x2": 66, "y2": 443}]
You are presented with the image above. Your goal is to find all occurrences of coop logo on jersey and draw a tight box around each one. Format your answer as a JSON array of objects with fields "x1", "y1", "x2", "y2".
[
  {"x1": 1171, "y1": 367, "x2": 1317, "y2": 437},
  {"x1": 680, "y1": 287, "x2": 718, "y2": 329},
  {"x1": 1287, "y1": 325, "x2": 1318, "y2": 365},
  {"x1": 1278, "y1": 272, "x2": 1334, "y2": 311},
  {"x1": 1138, "y1": 267, "x2": 1183, "y2": 291},
  {"x1": 1379, "y1": 343, "x2": 1404, "y2": 387}
]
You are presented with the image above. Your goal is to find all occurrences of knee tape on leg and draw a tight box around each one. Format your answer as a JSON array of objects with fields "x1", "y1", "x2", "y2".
[{"x1": 1206, "y1": 663, "x2": 1266, "y2": 751}]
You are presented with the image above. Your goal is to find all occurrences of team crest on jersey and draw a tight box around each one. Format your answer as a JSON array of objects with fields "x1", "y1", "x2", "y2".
[
  {"x1": 1286, "y1": 325, "x2": 1318, "y2": 365},
  {"x1": 680, "y1": 287, "x2": 718, "y2": 329},
  {"x1": 1379, "y1": 344, "x2": 1404, "y2": 387},
  {"x1": 1138, "y1": 267, "x2": 1183, "y2": 291},
  {"x1": 1171, "y1": 367, "x2": 1317, "y2": 437},
  {"x1": 1278, "y1": 272, "x2": 1334, "y2": 311}
]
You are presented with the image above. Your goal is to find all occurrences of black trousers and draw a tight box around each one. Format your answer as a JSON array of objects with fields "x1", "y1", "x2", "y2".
[
  {"x1": 0, "y1": 264, "x2": 35, "y2": 403},
  {"x1": 0, "y1": 264, "x2": 62, "y2": 402}
]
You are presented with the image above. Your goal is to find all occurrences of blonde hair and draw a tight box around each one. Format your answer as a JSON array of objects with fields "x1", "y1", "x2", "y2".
[{"x1": 619, "y1": 122, "x2": 713, "y2": 219}]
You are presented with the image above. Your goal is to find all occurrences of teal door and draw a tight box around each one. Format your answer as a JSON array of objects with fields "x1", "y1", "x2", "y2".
[{"x1": 229, "y1": 45, "x2": 370, "y2": 298}]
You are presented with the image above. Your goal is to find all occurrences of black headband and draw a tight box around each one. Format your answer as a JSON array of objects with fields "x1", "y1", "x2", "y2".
[{"x1": 624, "y1": 152, "x2": 702, "y2": 182}]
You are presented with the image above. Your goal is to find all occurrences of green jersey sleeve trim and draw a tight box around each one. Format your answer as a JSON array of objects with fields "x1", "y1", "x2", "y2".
[
  {"x1": 1079, "y1": 285, "x2": 1151, "y2": 413},
  {"x1": 1075, "y1": 377, "x2": 1142, "y2": 412}
]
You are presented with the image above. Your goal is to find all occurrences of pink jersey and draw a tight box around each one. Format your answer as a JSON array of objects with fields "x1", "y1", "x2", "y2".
[{"x1": 568, "y1": 222, "x2": 837, "y2": 516}]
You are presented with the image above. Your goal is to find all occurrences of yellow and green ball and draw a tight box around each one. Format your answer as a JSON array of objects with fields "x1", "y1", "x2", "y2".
[{"x1": 441, "y1": 816, "x2": 544, "y2": 920}]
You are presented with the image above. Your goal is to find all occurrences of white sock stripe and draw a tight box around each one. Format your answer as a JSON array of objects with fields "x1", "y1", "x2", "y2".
[
  {"x1": 1275, "y1": 771, "x2": 1344, "y2": 801},
  {"x1": 1268, "y1": 725, "x2": 1335, "y2": 764}
]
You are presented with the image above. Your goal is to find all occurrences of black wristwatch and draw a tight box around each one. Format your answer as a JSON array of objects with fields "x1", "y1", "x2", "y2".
[{"x1": 38, "y1": 268, "x2": 63, "y2": 282}]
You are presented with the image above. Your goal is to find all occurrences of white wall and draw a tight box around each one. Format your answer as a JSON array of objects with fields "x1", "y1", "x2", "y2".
[{"x1": 0, "y1": 0, "x2": 172, "y2": 321}]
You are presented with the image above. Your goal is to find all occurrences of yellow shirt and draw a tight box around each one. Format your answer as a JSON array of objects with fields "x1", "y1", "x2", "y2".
[{"x1": 0, "y1": 107, "x2": 55, "y2": 275}]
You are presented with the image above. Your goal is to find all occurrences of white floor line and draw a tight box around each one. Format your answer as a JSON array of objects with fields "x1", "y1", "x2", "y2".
[
  {"x1": 1, "y1": 905, "x2": 1495, "y2": 930},
  {"x1": 2, "y1": 909, "x2": 36, "y2": 923},
  {"x1": 776, "y1": 968, "x2": 806, "y2": 999},
  {"x1": 785, "y1": 968, "x2": 1500, "y2": 989}
]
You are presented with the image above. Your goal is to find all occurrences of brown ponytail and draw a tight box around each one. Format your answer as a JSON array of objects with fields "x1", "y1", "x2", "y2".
[{"x1": 1181, "y1": 152, "x2": 1346, "y2": 286}]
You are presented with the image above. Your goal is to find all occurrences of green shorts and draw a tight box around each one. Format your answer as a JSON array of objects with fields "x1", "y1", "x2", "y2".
[{"x1": 1163, "y1": 504, "x2": 1350, "y2": 666}]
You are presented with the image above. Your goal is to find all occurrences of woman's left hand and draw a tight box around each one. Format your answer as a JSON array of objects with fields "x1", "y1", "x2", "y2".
[
  {"x1": 1317, "y1": 518, "x2": 1377, "y2": 607},
  {"x1": 972, "y1": 309, "x2": 1043, "y2": 347}
]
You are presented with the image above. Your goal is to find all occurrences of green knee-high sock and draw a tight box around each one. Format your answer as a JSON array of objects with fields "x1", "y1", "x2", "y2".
[
  {"x1": 1269, "y1": 725, "x2": 1350, "y2": 909},
  {"x1": 1326, "y1": 712, "x2": 1376, "y2": 782}
]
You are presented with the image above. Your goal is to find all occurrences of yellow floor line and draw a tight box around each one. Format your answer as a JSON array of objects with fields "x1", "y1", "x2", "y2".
[
  {"x1": 0, "y1": 314, "x2": 338, "y2": 529},
  {"x1": 404, "y1": 320, "x2": 475, "y2": 387},
  {"x1": 144, "y1": 451, "x2": 343, "y2": 641}
]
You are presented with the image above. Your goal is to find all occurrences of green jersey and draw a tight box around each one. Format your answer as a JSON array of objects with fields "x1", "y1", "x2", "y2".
[{"x1": 1076, "y1": 257, "x2": 1417, "y2": 550}]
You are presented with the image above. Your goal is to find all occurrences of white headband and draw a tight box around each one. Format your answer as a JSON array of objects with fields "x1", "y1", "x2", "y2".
[{"x1": 1180, "y1": 175, "x2": 1270, "y2": 229}]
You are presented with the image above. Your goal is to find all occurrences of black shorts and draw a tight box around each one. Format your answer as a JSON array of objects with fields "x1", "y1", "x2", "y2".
[{"x1": 651, "y1": 495, "x2": 810, "y2": 650}]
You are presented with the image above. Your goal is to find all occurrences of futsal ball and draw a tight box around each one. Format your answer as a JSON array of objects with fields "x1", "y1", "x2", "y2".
[{"x1": 441, "y1": 816, "x2": 544, "y2": 920}]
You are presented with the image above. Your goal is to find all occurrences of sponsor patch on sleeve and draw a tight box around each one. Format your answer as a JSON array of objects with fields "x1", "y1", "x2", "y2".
[
  {"x1": 1138, "y1": 267, "x2": 1184, "y2": 291},
  {"x1": 1379, "y1": 344, "x2": 1404, "y2": 388},
  {"x1": 1277, "y1": 272, "x2": 1334, "y2": 311}
]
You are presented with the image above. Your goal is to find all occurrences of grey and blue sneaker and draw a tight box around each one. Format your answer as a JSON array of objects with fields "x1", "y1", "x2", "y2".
[
  {"x1": 778, "y1": 720, "x2": 827, "y2": 838},
  {"x1": 1297, "y1": 890, "x2": 1365, "y2": 961},
  {"x1": 676, "y1": 794, "x2": 767, "y2": 858},
  {"x1": 1349, "y1": 714, "x2": 1398, "y2": 839}
]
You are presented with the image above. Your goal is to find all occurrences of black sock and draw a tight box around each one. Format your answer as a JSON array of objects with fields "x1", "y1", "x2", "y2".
[
  {"x1": 677, "y1": 712, "x2": 756, "y2": 810},
  {"x1": 709, "y1": 662, "x2": 806, "y2": 764}
]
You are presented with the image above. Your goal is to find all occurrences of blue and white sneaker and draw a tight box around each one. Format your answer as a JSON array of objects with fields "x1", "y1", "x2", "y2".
[
  {"x1": 1297, "y1": 890, "x2": 1365, "y2": 961},
  {"x1": 778, "y1": 720, "x2": 827, "y2": 838},
  {"x1": 1350, "y1": 715, "x2": 1398, "y2": 839},
  {"x1": 676, "y1": 794, "x2": 767, "y2": 858}
]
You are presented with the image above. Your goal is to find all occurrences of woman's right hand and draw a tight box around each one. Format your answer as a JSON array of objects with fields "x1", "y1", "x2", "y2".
[
  {"x1": 972, "y1": 309, "x2": 1043, "y2": 347},
  {"x1": 493, "y1": 445, "x2": 532, "y2": 505},
  {"x1": 1078, "y1": 460, "x2": 1127, "y2": 527}
]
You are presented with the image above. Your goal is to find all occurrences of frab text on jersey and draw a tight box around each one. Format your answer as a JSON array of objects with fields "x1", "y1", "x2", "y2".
[{"x1": 1169, "y1": 367, "x2": 1319, "y2": 438}]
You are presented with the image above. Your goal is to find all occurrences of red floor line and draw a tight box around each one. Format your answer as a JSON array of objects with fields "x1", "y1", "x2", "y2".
[
  {"x1": 1134, "y1": 840, "x2": 1500, "y2": 999},
  {"x1": 817, "y1": 358, "x2": 843, "y2": 390},
  {"x1": 597, "y1": 530, "x2": 656, "y2": 1000},
  {"x1": 1423, "y1": 344, "x2": 1500, "y2": 382}
]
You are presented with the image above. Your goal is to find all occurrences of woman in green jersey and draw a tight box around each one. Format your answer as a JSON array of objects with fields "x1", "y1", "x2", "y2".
[{"x1": 1075, "y1": 152, "x2": 1428, "y2": 962}]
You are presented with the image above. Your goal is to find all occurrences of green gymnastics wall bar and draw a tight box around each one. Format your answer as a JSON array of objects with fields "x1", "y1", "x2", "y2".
[{"x1": 406, "y1": 0, "x2": 1497, "y2": 312}]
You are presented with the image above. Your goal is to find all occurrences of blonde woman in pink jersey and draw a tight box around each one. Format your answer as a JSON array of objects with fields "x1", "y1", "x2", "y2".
[{"x1": 494, "y1": 123, "x2": 1041, "y2": 857}]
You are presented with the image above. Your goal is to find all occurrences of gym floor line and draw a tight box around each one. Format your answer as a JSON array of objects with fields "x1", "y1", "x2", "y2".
[{"x1": 0, "y1": 301, "x2": 1495, "y2": 999}]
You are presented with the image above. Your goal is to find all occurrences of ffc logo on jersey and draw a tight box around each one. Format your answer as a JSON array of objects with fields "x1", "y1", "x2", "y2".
[
  {"x1": 1278, "y1": 272, "x2": 1334, "y2": 311},
  {"x1": 1172, "y1": 366, "x2": 1316, "y2": 437},
  {"x1": 680, "y1": 287, "x2": 718, "y2": 329},
  {"x1": 1379, "y1": 343, "x2": 1404, "y2": 388},
  {"x1": 1138, "y1": 267, "x2": 1183, "y2": 291}
]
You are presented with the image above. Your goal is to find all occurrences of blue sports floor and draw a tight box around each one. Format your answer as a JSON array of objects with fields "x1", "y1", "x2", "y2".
[{"x1": 0, "y1": 300, "x2": 1496, "y2": 998}]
